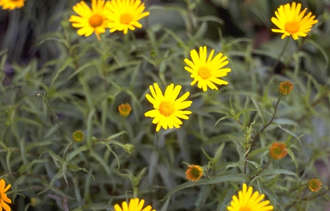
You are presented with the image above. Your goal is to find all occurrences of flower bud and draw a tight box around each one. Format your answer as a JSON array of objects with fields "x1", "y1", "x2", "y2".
[
  {"x1": 118, "y1": 103, "x2": 132, "y2": 117},
  {"x1": 123, "y1": 144, "x2": 134, "y2": 154},
  {"x1": 279, "y1": 81, "x2": 293, "y2": 96},
  {"x1": 72, "y1": 130, "x2": 84, "y2": 142}
]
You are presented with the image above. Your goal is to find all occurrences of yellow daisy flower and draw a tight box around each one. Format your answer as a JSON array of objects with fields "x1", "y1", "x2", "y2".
[
  {"x1": 106, "y1": 0, "x2": 150, "y2": 34},
  {"x1": 271, "y1": 2, "x2": 318, "y2": 40},
  {"x1": 0, "y1": 0, "x2": 25, "y2": 10},
  {"x1": 69, "y1": 0, "x2": 109, "y2": 41},
  {"x1": 185, "y1": 165, "x2": 203, "y2": 182},
  {"x1": 184, "y1": 46, "x2": 231, "y2": 92},
  {"x1": 227, "y1": 183, "x2": 273, "y2": 211},
  {"x1": 0, "y1": 179, "x2": 12, "y2": 211},
  {"x1": 114, "y1": 198, "x2": 155, "y2": 211},
  {"x1": 145, "y1": 83, "x2": 192, "y2": 132}
]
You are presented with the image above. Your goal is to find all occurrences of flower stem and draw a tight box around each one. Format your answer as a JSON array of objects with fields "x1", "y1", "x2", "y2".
[
  {"x1": 37, "y1": 94, "x2": 69, "y2": 140},
  {"x1": 250, "y1": 159, "x2": 271, "y2": 180},
  {"x1": 286, "y1": 188, "x2": 330, "y2": 209},
  {"x1": 251, "y1": 96, "x2": 282, "y2": 144},
  {"x1": 270, "y1": 38, "x2": 290, "y2": 73}
]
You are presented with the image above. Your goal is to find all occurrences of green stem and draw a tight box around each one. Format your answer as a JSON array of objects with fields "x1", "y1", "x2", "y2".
[
  {"x1": 250, "y1": 159, "x2": 271, "y2": 180},
  {"x1": 133, "y1": 186, "x2": 138, "y2": 198},
  {"x1": 270, "y1": 38, "x2": 290, "y2": 73},
  {"x1": 63, "y1": 143, "x2": 74, "y2": 161},
  {"x1": 37, "y1": 94, "x2": 69, "y2": 139},
  {"x1": 185, "y1": 0, "x2": 195, "y2": 34},
  {"x1": 286, "y1": 188, "x2": 330, "y2": 209},
  {"x1": 252, "y1": 96, "x2": 282, "y2": 144}
]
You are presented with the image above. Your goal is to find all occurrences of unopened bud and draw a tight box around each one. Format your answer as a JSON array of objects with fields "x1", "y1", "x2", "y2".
[{"x1": 279, "y1": 81, "x2": 293, "y2": 96}]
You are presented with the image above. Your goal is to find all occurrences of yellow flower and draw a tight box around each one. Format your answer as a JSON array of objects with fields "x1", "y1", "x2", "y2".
[
  {"x1": 184, "y1": 46, "x2": 231, "y2": 92},
  {"x1": 118, "y1": 103, "x2": 132, "y2": 117},
  {"x1": 308, "y1": 179, "x2": 322, "y2": 192},
  {"x1": 185, "y1": 165, "x2": 203, "y2": 182},
  {"x1": 106, "y1": 0, "x2": 150, "y2": 34},
  {"x1": 271, "y1": 2, "x2": 318, "y2": 40},
  {"x1": 269, "y1": 142, "x2": 287, "y2": 160},
  {"x1": 0, "y1": 179, "x2": 12, "y2": 211},
  {"x1": 278, "y1": 81, "x2": 293, "y2": 96},
  {"x1": 145, "y1": 83, "x2": 192, "y2": 132},
  {"x1": 0, "y1": 0, "x2": 25, "y2": 10},
  {"x1": 227, "y1": 183, "x2": 273, "y2": 211},
  {"x1": 114, "y1": 198, "x2": 155, "y2": 211},
  {"x1": 69, "y1": 0, "x2": 109, "y2": 41},
  {"x1": 72, "y1": 130, "x2": 84, "y2": 142}
]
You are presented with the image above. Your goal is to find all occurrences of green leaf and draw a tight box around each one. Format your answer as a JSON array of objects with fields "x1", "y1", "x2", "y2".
[
  {"x1": 160, "y1": 197, "x2": 171, "y2": 211},
  {"x1": 161, "y1": 174, "x2": 249, "y2": 201},
  {"x1": 273, "y1": 118, "x2": 297, "y2": 126},
  {"x1": 259, "y1": 169, "x2": 298, "y2": 177}
]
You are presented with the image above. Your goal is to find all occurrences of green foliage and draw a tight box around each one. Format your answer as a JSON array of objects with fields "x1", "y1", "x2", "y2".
[{"x1": 1, "y1": 0, "x2": 330, "y2": 211}]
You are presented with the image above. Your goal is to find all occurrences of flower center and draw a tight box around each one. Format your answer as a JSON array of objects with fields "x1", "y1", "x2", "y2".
[
  {"x1": 273, "y1": 147, "x2": 283, "y2": 155},
  {"x1": 120, "y1": 13, "x2": 133, "y2": 25},
  {"x1": 198, "y1": 67, "x2": 211, "y2": 79},
  {"x1": 285, "y1": 21, "x2": 299, "y2": 34},
  {"x1": 159, "y1": 101, "x2": 174, "y2": 117},
  {"x1": 191, "y1": 167, "x2": 201, "y2": 178},
  {"x1": 239, "y1": 207, "x2": 251, "y2": 211},
  {"x1": 89, "y1": 14, "x2": 103, "y2": 28}
]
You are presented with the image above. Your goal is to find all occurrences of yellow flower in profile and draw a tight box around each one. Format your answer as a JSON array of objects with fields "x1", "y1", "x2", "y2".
[
  {"x1": 184, "y1": 46, "x2": 231, "y2": 92},
  {"x1": 114, "y1": 198, "x2": 155, "y2": 211},
  {"x1": 227, "y1": 183, "x2": 273, "y2": 211},
  {"x1": 145, "y1": 83, "x2": 192, "y2": 132},
  {"x1": 271, "y1": 2, "x2": 318, "y2": 40},
  {"x1": 118, "y1": 103, "x2": 132, "y2": 117},
  {"x1": 308, "y1": 179, "x2": 322, "y2": 192},
  {"x1": 0, "y1": 0, "x2": 25, "y2": 10},
  {"x1": 106, "y1": 0, "x2": 150, "y2": 34},
  {"x1": 185, "y1": 165, "x2": 203, "y2": 182},
  {"x1": 69, "y1": 0, "x2": 109, "y2": 41},
  {"x1": 0, "y1": 179, "x2": 12, "y2": 211}
]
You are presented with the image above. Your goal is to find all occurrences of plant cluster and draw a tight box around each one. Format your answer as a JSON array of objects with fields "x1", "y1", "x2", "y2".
[{"x1": 0, "y1": 0, "x2": 330, "y2": 211}]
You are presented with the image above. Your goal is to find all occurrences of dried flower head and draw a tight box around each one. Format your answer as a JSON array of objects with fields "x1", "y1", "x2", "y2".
[
  {"x1": 185, "y1": 165, "x2": 203, "y2": 182},
  {"x1": 271, "y1": 2, "x2": 318, "y2": 40},
  {"x1": 308, "y1": 179, "x2": 322, "y2": 192},
  {"x1": 279, "y1": 81, "x2": 293, "y2": 96},
  {"x1": 269, "y1": 142, "x2": 288, "y2": 160},
  {"x1": 227, "y1": 183, "x2": 273, "y2": 211},
  {"x1": 0, "y1": 179, "x2": 12, "y2": 211},
  {"x1": 0, "y1": 0, "x2": 26, "y2": 10},
  {"x1": 69, "y1": 0, "x2": 109, "y2": 40},
  {"x1": 113, "y1": 198, "x2": 155, "y2": 211},
  {"x1": 118, "y1": 103, "x2": 132, "y2": 117},
  {"x1": 72, "y1": 130, "x2": 84, "y2": 142},
  {"x1": 184, "y1": 46, "x2": 231, "y2": 91}
]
